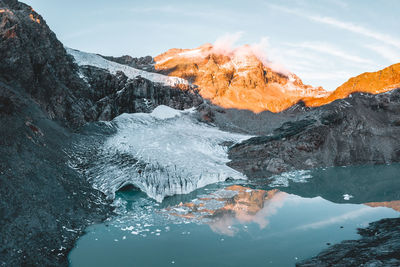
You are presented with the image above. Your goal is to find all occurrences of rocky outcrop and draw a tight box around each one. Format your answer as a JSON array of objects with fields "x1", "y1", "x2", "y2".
[
  {"x1": 79, "y1": 66, "x2": 203, "y2": 121},
  {"x1": 0, "y1": 0, "x2": 93, "y2": 127},
  {"x1": 101, "y1": 54, "x2": 155, "y2": 72},
  {"x1": 228, "y1": 89, "x2": 400, "y2": 178},
  {"x1": 297, "y1": 217, "x2": 400, "y2": 267}
]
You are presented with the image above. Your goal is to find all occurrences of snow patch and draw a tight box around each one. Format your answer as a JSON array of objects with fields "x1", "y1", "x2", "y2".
[
  {"x1": 150, "y1": 105, "x2": 182, "y2": 120},
  {"x1": 178, "y1": 49, "x2": 203, "y2": 58},
  {"x1": 66, "y1": 47, "x2": 189, "y2": 87}
]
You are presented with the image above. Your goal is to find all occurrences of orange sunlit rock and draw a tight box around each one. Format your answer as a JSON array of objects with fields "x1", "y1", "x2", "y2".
[
  {"x1": 155, "y1": 43, "x2": 328, "y2": 113},
  {"x1": 155, "y1": 44, "x2": 400, "y2": 113},
  {"x1": 0, "y1": 8, "x2": 13, "y2": 15},
  {"x1": 4, "y1": 28, "x2": 16, "y2": 39},
  {"x1": 305, "y1": 63, "x2": 400, "y2": 107},
  {"x1": 365, "y1": 200, "x2": 400, "y2": 212},
  {"x1": 29, "y1": 13, "x2": 40, "y2": 24}
]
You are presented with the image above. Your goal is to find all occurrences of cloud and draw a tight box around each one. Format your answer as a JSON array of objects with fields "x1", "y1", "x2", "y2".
[
  {"x1": 364, "y1": 44, "x2": 400, "y2": 64},
  {"x1": 211, "y1": 33, "x2": 291, "y2": 75},
  {"x1": 296, "y1": 207, "x2": 376, "y2": 230},
  {"x1": 249, "y1": 37, "x2": 291, "y2": 75},
  {"x1": 212, "y1": 32, "x2": 243, "y2": 55},
  {"x1": 310, "y1": 16, "x2": 400, "y2": 49},
  {"x1": 269, "y1": 4, "x2": 400, "y2": 49},
  {"x1": 286, "y1": 42, "x2": 373, "y2": 65}
]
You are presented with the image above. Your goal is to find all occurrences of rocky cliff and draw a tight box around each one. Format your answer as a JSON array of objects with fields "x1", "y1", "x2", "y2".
[
  {"x1": 227, "y1": 89, "x2": 400, "y2": 178},
  {"x1": 0, "y1": 0, "x2": 202, "y2": 266}
]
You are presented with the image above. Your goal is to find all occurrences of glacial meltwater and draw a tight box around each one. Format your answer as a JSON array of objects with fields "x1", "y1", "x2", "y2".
[
  {"x1": 68, "y1": 106, "x2": 400, "y2": 266},
  {"x1": 69, "y1": 164, "x2": 400, "y2": 266}
]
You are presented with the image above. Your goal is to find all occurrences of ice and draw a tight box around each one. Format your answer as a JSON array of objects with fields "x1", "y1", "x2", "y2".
[
  {"x1": 343, "y1": 194, "x2": 354, "y2": 200},
  {"x1": 150, "y1": 105, "x2": 182, "y2": 119},
  {"x1": 269, "y1": 170, "x2": 312, "y2": 187},
  {"x1": 87, "y1": 106, "x2": 251, "y2": 202},
  {"x1": 65, "y1": 47, "x2": 189, "y2": 87}
]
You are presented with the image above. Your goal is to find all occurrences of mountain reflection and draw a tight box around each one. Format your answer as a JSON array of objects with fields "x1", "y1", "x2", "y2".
[
  {"x1": 365, "y1": 201, "x2": 400, "y2": 212},
  {"x1": 166, "y1": 185, "x2": 287, "y2": 236}
]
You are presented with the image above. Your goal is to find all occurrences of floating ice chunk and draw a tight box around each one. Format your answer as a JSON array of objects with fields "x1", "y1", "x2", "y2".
[
  {"x1": 343, "y1": 194, "x2": 353, "y2": 201},
  {"x1": 269, "y1": 170, "x2": 312, "y2": 187}
]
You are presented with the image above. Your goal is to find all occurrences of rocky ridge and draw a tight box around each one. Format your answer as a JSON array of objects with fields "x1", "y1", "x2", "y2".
[{"x1": 227, "y1": 89, "x2": 400, "y2": 178}]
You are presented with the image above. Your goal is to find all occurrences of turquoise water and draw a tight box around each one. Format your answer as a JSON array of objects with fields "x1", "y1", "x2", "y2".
[{"x1": 69, "y1": 165, "x2": 400, "y2": 266}]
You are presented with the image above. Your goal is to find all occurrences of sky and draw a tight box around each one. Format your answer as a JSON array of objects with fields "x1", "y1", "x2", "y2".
[{"x1": 24, "y1": 0, "x2": 400, "y2": 90}]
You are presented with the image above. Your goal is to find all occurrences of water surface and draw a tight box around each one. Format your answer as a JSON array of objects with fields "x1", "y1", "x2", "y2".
[{"x1": 69, "y1": 164, "x2": 400, "y2": 267}]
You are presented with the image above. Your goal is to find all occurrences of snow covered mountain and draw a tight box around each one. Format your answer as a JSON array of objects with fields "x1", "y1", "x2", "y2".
[{"x1": 154, "y1": 43, "x2": 328, "y2": 113}]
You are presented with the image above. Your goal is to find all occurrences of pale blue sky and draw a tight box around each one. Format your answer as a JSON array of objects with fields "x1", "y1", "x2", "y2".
[{"x1": 25, "y1": 0, "x2": 400, "y2": 90}]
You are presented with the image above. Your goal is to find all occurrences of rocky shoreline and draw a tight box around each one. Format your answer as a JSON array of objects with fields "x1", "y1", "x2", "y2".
[{"x1": 297, "y1": 217, "x2": 400, "y2": 266}]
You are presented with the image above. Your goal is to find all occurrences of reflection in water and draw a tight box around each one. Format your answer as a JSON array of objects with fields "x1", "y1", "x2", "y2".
[
  {"x1": 365, "y1": 200, "x2": 400, "y2": 212},
  {"x1": 266, "y1": 164, "x2": 400, "y2": 204},
  {"x1": 295, "y1": 207, "x2": 376, "y2": 230},
  {"x1": 165, "y1": 184, "x2": 400, "y2": 236},
  {"x1": 166, "y1": 185, "x2": 287, "y2": 236}
]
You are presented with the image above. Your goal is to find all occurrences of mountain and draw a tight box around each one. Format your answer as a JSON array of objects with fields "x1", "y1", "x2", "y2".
[
  {"x1": 155, "y1": 44, "x2": 400, "y2": 113},
  {"x1": 154, "y1": 43, "x2": 328, "y2": 113},
  {"x1": 305, "y1": 63, "x2": 400, "y2": 107}
]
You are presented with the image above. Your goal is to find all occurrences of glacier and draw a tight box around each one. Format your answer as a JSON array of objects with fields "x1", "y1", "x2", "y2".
[
  {"x1": 83, "y1": 105, "x2": 251, "y2": 202},
  {"x1": 65, "y1": 47, "x2": 189, "y2": 87}
]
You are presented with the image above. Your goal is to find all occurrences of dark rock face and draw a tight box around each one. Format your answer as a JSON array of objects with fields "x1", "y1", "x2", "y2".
[
  {"x1": 0, "y1": 2, "x2": 112, "y2": 266},
  {"x1": 79, "y1": 66, "x2": 203, "y2": 121},
  {"x1": 228, "y1": 90, "x2": 400, "y2": 178},
  {"x1": 297, "y1": 217, "x2": 400, "y2": 267},
  {"x1": 0, "y1": 81, "x2": 112, "y2": 266},
  {"x1": 101, "y1": 54, "x2": 155, "y2": 72},
  {"x1": 0, "y1": 0, "x2": 92, "y2": 127},
  {"x1": 0, "y1": 1, "x2": 203, "y2": 266}
]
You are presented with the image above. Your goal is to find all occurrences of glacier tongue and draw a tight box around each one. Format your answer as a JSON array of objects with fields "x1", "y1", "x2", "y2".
[{"x1": 88, "y1": 105, "x2": 251, "y2": 202}]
